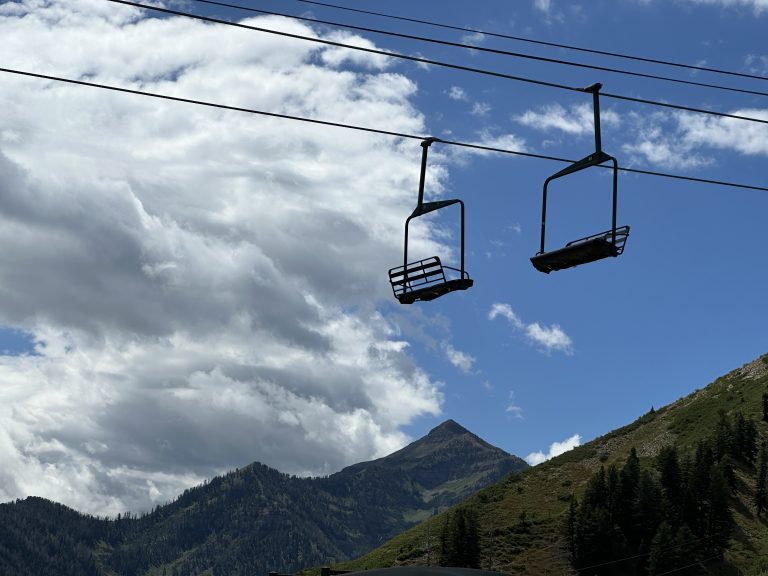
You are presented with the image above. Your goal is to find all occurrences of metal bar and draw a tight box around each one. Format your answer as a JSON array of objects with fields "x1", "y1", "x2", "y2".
[
  {"x1": 404, "y1": 215, "x2": 413, "y2": 282},
  {"x1": 417, "y1": 138, "x2": 437, "y2": 207},
  {"x1": 611, "y1": 157, "x2": 618, "y2": 245},
  {"x1": 593, "y1": 90, "x2": 602, "y2": 154},
  {"x1": 459, "y1": 200, "x2": 466, "y2": 276},
  {"x1": 539, "y1": 176, "x2": 555, "y2": 254}
]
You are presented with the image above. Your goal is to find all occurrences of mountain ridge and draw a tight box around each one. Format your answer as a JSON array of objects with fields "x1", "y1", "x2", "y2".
[{"x1": 0, "y1": 418, "x2": 528, "y2": 576}]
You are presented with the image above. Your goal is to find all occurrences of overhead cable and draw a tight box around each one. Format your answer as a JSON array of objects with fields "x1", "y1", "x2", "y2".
[
  {"x1": 188, "y1": 0, "x2": 768, "y2": 99},
  {"x1": 292, "y1": 0, "x2": 768, "y2": 84},
  {"x1": 3, "y1": 65, "x2": 767, "y2": 194},
  {"x1": 574, "y1": 533, "x2": 716, "y2": 573},
  {"x1": 108, "y1": 0, "x2": 768, "y2": 128}
]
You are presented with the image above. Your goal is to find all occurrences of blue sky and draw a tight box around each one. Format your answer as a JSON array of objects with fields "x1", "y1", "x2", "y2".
[{"x1": 0, "y1": 0, "x2": 766, "y2": 514}]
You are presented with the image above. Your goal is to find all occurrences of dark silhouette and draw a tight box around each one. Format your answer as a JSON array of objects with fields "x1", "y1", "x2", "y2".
[
  {"x1": 531, "y1": 83, "x2": 629, "y2": 274},
  {"x1": 388, "y1": 138, "x2": 472, "y2": 304}
]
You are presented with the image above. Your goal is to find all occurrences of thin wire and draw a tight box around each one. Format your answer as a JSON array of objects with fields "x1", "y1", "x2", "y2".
[
  {"x1": 188, "y1": 0, "x2": 768, "y2": 99},
  {"x1": 293, "y1": 0, "x2": 768, "y2": 84},
  {"x1": 655, "y1": 555, "x2": 721, "y2": 576},
  {"x1": 107, "y1": 0, "x2": 768, "y2": 128},
  {"x1": 574, "y1": 533, "x2": 715, "y2": 572},
  {"x1": 3, "y1": 65, "x2": 768, "y2": 193}
]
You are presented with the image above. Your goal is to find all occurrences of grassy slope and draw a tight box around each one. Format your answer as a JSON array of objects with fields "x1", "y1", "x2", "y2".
[{"x1": 331, "y1": 354, "x2": 768, "y2": 576}]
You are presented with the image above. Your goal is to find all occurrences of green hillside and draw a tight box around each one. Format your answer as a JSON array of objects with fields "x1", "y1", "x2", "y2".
[{"x1": 333, "y1": 354, "x2": 768, "y2": 576}]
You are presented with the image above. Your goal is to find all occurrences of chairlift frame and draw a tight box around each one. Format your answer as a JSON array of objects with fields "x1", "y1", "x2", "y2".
[
  {"x1": 531, "y1": 83, "x2": 629, "y2": 274},
  {"x1": 389, "y1": 138, "x2": 473, "y2": 304}
]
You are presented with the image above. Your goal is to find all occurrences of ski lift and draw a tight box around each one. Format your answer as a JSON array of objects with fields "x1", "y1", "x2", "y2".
[
  {"x1": 531, "y1": 83, "x2": 630, "y2": 274},
  {"x1": 388, "y1": 138, "x2": 473, "y2": 304}
]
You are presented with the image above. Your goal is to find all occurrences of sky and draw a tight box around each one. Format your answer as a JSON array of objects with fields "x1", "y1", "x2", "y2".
[{"x1": 0, "y1": 0, "x2": 767, "y2": 516}]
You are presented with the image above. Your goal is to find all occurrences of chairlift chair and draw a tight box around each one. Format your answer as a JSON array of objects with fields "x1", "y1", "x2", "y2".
[
  {"x1": 531, "y1": 84, "x2": 630, "y2": 274},
  {"x1": 389, "y1": 138, "x2": 473, "y2": 304}
]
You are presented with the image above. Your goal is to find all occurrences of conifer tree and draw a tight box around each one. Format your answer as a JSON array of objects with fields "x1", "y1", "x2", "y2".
[
  {"x1": 705, "y1": 462, "x2": 732, "y2": 555},
  {"x1": 756, "y1": 440, "x2": 768, "y2": 517},
  {"x1": 762, "y1": 392, "x2": 768, "y2": 422},
  {"x1": 657, "y1": 446, "x2": 682, "y2": 526},
  {"x1": 647, "y1": 521, "x2": 675, "y2": 576},
  {"x1": 438, "y1": 508, "x2": 480, "y2": 568}
]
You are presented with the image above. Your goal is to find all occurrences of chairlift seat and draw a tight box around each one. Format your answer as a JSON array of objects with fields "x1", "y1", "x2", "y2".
[
  {"x1": 389, "y1": 256, "x2": 473, "y2": 305},
  {"x1": 531, "y1": 225, "x2": 629, "y2": 273}
]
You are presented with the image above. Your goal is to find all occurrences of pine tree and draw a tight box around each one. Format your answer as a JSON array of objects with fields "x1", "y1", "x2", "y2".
[
  {"x1": 647, "y1": 521, "x2": 675, "y2": 576},
  {"x1": 705, "y1": 462, "x2": 732, "y2": 555},
  {"x1": 713, "y1": 410, "x2": 732, "y2": 462},
  {"x1": 617, "y1": 450, "x2": 641, "y2": 545},
  {"x1": 756, "y1": 440, "x2": 768, "y2": 517},
  {"x1": 657, "y1": 446, "x2": 682, "y2": 526},
  {"x1": 438, "y1": 508, "x2": 480, "y2": 568},
  {"x1": 762, "y1": 392, "x2": 768, "y2": 422}
]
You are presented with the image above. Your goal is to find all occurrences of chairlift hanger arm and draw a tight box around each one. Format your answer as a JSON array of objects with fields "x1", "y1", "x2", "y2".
[
  {"x1": 410, "y1": 198, "x2": 462, "y2": 218},
  {"x1": 416, "y1": 137, "x2": 442, "y2": 207}
]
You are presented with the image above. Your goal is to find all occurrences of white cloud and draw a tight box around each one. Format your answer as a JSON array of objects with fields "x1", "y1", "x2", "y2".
[
  {"x1": 489, "y1": 303, "x2": 524, "y2": 328},
  {"x1": 636, "y1": 0, "x2": 768, "y2": 11},
  {"x1": 505, "y1": 391, "x2": 524, "y2": 418},
  {"x1": 447, "y1": 86, "x2": 468, "y2": 101},
  {"x1": 471, "y1": 102, "x2": 492, "y2": 117},
  {"x1": 622, "y1": 125, "x2": 714, "y2": 170},
  {"x1": 0, "y1": 0, "x2": 447, "y2": 515},
  {"x1": 489, "y1": 303, "x2": 573, "y2": 354},
  {"x1": 460, "y1": 32, "x2": 486, "y2": 46},
  {"x1": 745, "y1": 54, "x2": 768, "y2": 75},
  {"x1": 534, "y1": 0, "x2": 553, "y2": 12},
  {"x1": 442, "y1": 342, "x2": 476, "y2": 374},
  {"x1": 677, "y1": 109, "x2": 768, "y2": 156},
  {"x1": 321, "y1": 31, "x2": 393, "y2": 69},
  {"x1": 525, "y1": 323, "x2": 574, "y2": 354},
  {"x1": 525, "y1": 433, "x2": 581, "y2": 465},
  {"x1": 516, "y1": 102, "x2": 620, "y2": 135},
  {"x1": 451, "y1": 131, "x2": 527, "y2": 162},
  {"x1": 682, "y1": 0, "x2": 768, "y2": 14},
  {"x1": 621, "y1": 108, "x2": 768, "y2": 169}
]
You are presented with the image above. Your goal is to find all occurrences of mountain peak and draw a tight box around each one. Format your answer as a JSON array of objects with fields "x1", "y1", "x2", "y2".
[{"x1": 428, "y1": 419, "x2": 470, "y2": 437}]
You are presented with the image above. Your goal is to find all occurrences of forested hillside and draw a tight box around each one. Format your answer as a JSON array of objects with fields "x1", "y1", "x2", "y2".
[
  {"x1": 337, "y1": 354, "x2": 768, "y2": 576},
  {"x1": 0, "y1": 420, "x2": 526, "y2": 576}
]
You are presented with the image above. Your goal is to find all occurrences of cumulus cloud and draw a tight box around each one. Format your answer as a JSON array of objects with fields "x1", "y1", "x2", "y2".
[
  {"x1": 621, "y1": 108, "x2": 768, "y2": 169},
  {"x1": 525, "y1": 433, "x2": 581, "y2": 466},
  {"x1": 489, "y1": 303, "x2": 573, "y2": 354},
  {"x1": 0, "y1": 0, "x2": 446, "y2": 515},
  {"x1": 515, "y1": 102, "x2": 620, "y2": 135},
  {"x1": 676, "y1": 109, "x2": 768, "y2": 155}
]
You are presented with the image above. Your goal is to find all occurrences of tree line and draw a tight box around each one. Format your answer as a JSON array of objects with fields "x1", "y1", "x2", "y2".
[{"x1": 566, "y1": 410, "x2": 765, "y2": 576}]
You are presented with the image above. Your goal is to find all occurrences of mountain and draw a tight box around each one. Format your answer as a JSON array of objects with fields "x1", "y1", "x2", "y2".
[
  {"x1": 336, "y1": 353, "x2": 768, "y2": 576},
  {"x1": 0, "y1": 419, "x2": 527, "y2": 576}
]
